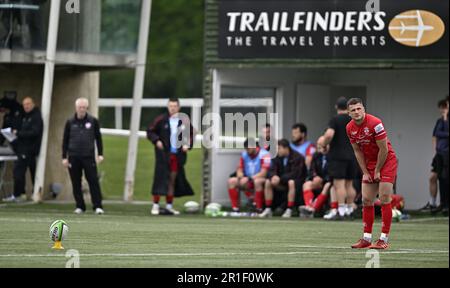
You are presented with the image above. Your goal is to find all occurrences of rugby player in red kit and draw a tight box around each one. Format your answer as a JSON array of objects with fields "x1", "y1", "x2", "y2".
[{"x1": 346, "y1": 98, "x2": 398, "y2": 250}]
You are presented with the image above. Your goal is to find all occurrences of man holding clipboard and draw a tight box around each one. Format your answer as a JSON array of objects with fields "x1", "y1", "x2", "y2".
[{"x1": 2, "y1": 96, "x2": 43, "y2": 202}]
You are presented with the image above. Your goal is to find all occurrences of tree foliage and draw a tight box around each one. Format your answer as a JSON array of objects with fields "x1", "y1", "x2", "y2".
[{"x1": 100, "y1": 0, "x2": 204, "y2": 129}]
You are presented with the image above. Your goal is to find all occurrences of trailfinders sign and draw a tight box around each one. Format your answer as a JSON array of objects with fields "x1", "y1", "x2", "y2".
[{"x1": 218, "y1": 0, "x2": 449, "y2": 59}]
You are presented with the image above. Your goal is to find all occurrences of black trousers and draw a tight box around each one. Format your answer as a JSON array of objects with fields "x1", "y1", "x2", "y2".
[
  {"x1": 68, "y1": 156, "x2": 103, "y2": 211},
  {"x1": 13, "y1": 155, "x2": 36, "y2": 197},
  {"x1": 439, "y1": 178, "x2": 449, "y2": 209}
]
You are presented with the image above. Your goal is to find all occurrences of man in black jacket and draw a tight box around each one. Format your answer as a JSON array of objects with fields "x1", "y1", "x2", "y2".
[
  {"x1": 259, "y1": 139, "x2": 307, "y2": 218},
  {"x1": 2, "y1": 97, "x2": 42, "y2": 202},
  {"x1": 62, "y1": 98, "x2": 104, "y2": 215},
  {"x1": 147, "y1": 98, "x2": 194, "y2": 216}
]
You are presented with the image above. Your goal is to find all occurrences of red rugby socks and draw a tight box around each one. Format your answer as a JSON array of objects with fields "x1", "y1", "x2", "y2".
[
  {"x1": 303, "y1": 189, "x2": 314, "y2": 207},
  {"x1": 363, "y1": 205, "x2": 375, "y2": 234},
  {"x1": 255, "y1": 190, "x2": 264, "y2": 210},
  {"x1": 313, "y1": 194, "x2": 328, "y2": 211},
  {"x1": 381, "y1": 203, "x2": 393, "y2": 235},
  {"x1": 228, "y1": 188, "x2": 239, "y2": 210}
]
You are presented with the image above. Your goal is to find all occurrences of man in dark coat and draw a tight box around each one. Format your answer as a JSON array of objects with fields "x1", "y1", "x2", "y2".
[
  {"x1": 2, "y1": 97, "x2": 42, "y2": 202},
  {"x1": 147, "y1": 98, "x2": 194, "y2": 215},
  {"x1": 259, "y1": 139, "x2": 307, "y2": 218},
  {"x1": 62, "y1": 98, "x2": 104, "y2": 215}
]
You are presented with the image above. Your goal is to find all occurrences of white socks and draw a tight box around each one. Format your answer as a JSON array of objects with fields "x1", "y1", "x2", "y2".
[
  {"x1": 338, "y1": 204, "x2": 354, "y2": 217},
  {"x1": 346, "y1": 204, "x2": 354, "y2": 215},
  {"x1": 430, "y1": 197, "x2": 437, "y2": 207},
  {"x1": 338, "y1": 204, "x2": 346, "y2": 217}
]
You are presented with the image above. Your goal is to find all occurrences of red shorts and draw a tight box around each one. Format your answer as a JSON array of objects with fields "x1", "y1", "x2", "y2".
[
  {"x1": 364, "y1": 157, "x2": 398, "y2": 184},
  {"x1": 169, "y1": 154, "x2": 178, "y2": 173}
]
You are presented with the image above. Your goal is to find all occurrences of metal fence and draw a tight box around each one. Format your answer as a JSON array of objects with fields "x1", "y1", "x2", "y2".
[{"x1": 98, "y1": 98, "x2": 204, "y2": 132}]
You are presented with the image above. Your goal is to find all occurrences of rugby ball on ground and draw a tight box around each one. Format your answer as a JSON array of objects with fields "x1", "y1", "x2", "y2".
[{"x1": 184, "y1": 201, "x2": 200, "y2": 213}]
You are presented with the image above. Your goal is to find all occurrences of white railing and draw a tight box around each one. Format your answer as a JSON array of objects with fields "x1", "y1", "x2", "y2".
[
  {"x1": 98, "y1": 98, "x2": 204, "y2": 131},
  {"x1": 99, "y1": 128, "x2": 247, "y2": 148},
  {"x1": 98, "y1": 97, "x2": 272, "y2": 147}
]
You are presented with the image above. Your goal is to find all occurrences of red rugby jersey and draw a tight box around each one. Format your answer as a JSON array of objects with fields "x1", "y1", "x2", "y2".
[{"x1": 346, "y1": 113, "x2": 396, "y2": 168}]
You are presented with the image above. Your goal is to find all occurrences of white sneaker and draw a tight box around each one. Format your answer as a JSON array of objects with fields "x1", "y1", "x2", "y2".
[
  {"x1": 166, "y1": 207, "x2": 180, "y2": 215},
  {"x1": 299, "y1": 205, "x2": 315, "y2": 218},
  {"x1": 282, "y1": 208, "x2": 293, "y2": 218},
  {"x1": 151, "y1": 204, "x2": 160, "y2": 215},
  {"x1": 2, "y1": 195, "x2": 17, "y2": 203},
  {"x1": 345, "y1": 205, "x2": 354, "y2": 216},
  {"x1": 259, "y1": 208, "x2": 273, "y2": 218},
  {"x1": 95, "y1": 208, "x2": 105, "y2": 215},
  {"x1": 323, "y1": 208, "x2": 337, "y2": 220},
  {"x1": 74, "y1": 208, "x2": 84, "y2": 215}
]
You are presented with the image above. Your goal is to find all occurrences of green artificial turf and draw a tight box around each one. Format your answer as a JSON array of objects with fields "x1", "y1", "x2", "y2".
[
  {"x1": 98, "y1": 135, "x2": 202, "y2": 205},
  {"x1": 0, "y1": 203, "x2": 447, "y2": 268}
]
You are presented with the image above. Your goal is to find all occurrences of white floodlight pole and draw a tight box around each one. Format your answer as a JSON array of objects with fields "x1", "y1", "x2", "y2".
[
  {"x1": 33, "y1": 0, "x2": 61, "y2": 202},
  {"x1": 123, "y1": 0, "x2": 153, "y2": 201}
]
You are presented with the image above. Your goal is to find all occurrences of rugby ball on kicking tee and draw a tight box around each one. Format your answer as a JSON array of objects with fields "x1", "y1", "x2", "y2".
[
  {"x1": 184, "y1": 201, "x2": 200, "y2": 213},
  {"x1": 49, "y1": 220, "x2": 69, "y2": 242}
]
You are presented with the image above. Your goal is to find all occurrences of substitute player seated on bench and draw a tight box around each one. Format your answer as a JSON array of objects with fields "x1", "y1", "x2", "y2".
[
  {"x1": 227, "y1": 139, "x2": 271, "y2": 213},
  {"x1": 259, "y1": 139, "x2": 307, "y2": 218},
  {"x1": 299, "y1": 137, "x2": 333, "y2": 218}
]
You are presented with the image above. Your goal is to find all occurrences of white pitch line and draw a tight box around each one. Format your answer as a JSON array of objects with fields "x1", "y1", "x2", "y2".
[
  {"x1": 0, "y1": 251, "x2": 322, "y2": 258},
  {"x1": 400, "y1": 217, "x2": 449, "y2": 223},
  {"x1": 287, "y1": 245, "x2": 449, "y2": 254},
  {"x1": 0, "y1": 217, "x2": 141, "y2": 226},
  {"x1": 0, "y1": 249, "x2": 448, "y2": 258}
]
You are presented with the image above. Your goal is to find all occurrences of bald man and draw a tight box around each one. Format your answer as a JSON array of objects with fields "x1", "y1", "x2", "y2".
[
  {"x1": 62, "y1": 98, "x2": 104, "y2": 215},
  {"x1": 3, "y1": 97, "x2": 43, "y2": 203}
]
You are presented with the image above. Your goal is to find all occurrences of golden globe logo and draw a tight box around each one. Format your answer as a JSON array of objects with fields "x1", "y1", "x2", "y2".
[{"x1": 389, "y1": 10, "x2": 445, "y2": 47}]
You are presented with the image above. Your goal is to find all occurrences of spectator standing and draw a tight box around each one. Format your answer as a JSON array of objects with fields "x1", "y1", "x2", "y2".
[
  {"x1": 420, "y1": 98, "x2": 449, "y2": 215},
  {"x1": 318, "y1": 97, "x2": 358, "y2": 220},
  {"x1": 147, "y1": 98, "x2": 194, "y2": 215},
  {"x1": 62, "y1": 98, "x2": 104, "y2": 215},
  {"x1": 2, "y1": 97, "x2": 42, "y2": 202}
]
